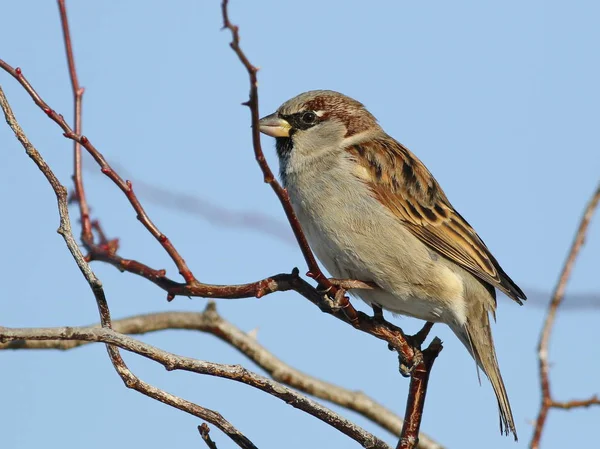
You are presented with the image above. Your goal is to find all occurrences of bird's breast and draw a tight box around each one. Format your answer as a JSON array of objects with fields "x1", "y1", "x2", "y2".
[{"x1": 284, "y1": 160, "x2": 465, "y2": 323}]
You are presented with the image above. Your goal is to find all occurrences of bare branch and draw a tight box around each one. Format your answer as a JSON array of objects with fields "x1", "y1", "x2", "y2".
[
  {"x1": 199, "y1": 423, "x2": 219, "y2": 449},
  {"x1": 1, "y1": 2, "x2": 447, "y2": 446},
  {"x1": 0, "y1": 304, "x2": 445, "y2": 449},
  {"x1": 219, "y1": 4, "x2": 442, "y2": 446},
  {"x1": 0, "y1": 85, "x2": 257, "y2": 449},
  {"x1": 57, "y1": 0, "x2": 92, "y2": 243},
  {"x1": 0, "y1": 57, "x2": 197, "y2": 285},
  {"x1": 396, "y1": 337, "x2": 443, "y2": 449},
  {"x1": 550, "y1": 397, "x2": 600, "y2": 410},
  {"x1": 531, "y1": 182, "x2": 600, "y2": 449},
  {"x1": 0, "y1": 324, "x2": 391, "y2": 449},
  {"x1": 220, "y1": 0, "x2": 337, "y2": 295}
]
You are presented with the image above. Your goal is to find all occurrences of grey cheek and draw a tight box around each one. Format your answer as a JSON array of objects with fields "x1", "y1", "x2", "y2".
[{"x1": 428, "y1": 250, "x2": 439, "y2": 262}]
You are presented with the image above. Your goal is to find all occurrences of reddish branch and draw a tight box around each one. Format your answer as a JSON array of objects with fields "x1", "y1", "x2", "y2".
[
  {"x1": 0, "y1": 17, "x2": 425, "y2": 364},
  {"x1": 219, "y1": 0, "x2": 366, "y2": 325},
  {"x1": 0, "y1": 86, "x2": 258, "y2": 449},
  {"x1": 219, "y1": 1, "x2": 323, "y2": 286},
  {"x1": 220, "y1": 4, "x2": 441, "y2": 446},
  {"x1": 0, "y1": 57, "x2": 198, "y2": 284},
  {"x1": 57, "y1": 0, "x2": 92, "y2": 243},
  {"x1": 397, "y1": 339, "x2": 442, "y2": 449},
  {"x1": 530, "y1": 182, "x2": 600, "y2": 449},
  {"x1": 0, "y1": 0, "x2": 444, "y2": 447}
]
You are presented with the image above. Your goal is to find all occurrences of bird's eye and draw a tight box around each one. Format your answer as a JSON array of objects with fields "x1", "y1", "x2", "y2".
[{"x1": 301, "y1": 111, "x2": 317, "y2": 125}]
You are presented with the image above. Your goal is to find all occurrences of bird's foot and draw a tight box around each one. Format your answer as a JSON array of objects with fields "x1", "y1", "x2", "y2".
[
  {"x1": 316, "y1": 283, "x2": 360, "y2": 327},
  {"x1": 315, "y1": 283, "x2": 337, "y2": 312},
  {"x1": 398, "y1": 349, "x2": 424, "y2": 377},
  {"x1": 395, "y1": 322, "x2": 434, "y2": 377},
  {"x1": 333, "y1": 289, "x2": 360, "y2": 327}
]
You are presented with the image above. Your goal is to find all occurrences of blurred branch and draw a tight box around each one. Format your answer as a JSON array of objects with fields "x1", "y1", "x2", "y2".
[
  {"x1": 88, "y1": 161, "x2": 294, "y2": 245},
  {"x1": 85, "y1": 164, "x2": 599, "y2": 309},
  {"x1": 531, "y1": 182, "x2": 600, "y2": 449}
]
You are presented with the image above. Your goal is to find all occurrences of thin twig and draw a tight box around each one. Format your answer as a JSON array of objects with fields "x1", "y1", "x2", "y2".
[
  {"x1": 0, "y1": 85, "x2": 258, "y2": 449},
  {"x1": 0, "y1": 54, "x2": 420, "y2": 362},
  {"x1": 219, "y1": 0, "x2": 345, "y2": 301},
  {"x1": 57, "y1": 0, "x2": 92, "y2": 243},
  {"x1": 550, "y1": 397, "x2": 600, "y2": 410},
  {"x1": 219, "y1": 4, "x2": 439, "y2": 446},
  {"x1": 1, "y1": 2, "x2": 441, "y2": 445},
  {"x1": 199, "y1": 423, "x2": 219, "y2": 449},
  {"x1": 531, "y1": 182, "x2": 600, "y2": 449},
  {"x1": 0, "y1": 58, "x2": 196, "y2": 285}
]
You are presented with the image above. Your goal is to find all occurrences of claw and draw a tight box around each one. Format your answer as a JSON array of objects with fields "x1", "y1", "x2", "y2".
[{"x1": 398, "y1": 349, "x2": 424, "y2": 377}]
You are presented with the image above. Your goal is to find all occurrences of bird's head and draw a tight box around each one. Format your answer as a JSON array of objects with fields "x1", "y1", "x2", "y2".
[{"x1": 259, "y1": 90, "x2": 382, "y2": 167}]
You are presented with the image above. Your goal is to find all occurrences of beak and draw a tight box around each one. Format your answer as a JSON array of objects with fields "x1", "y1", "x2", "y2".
[{"x1": 258, "y1": 113, "x2": 291, "y2": 138}]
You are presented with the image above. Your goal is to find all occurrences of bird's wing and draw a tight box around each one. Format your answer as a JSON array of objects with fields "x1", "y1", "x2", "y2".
[{"x1": 347, "y1": 138, "x2": 526, "y2": 304}]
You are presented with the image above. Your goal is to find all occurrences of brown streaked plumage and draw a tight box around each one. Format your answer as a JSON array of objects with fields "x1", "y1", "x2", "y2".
[
  {"x1": 259, "y1": 90, "x2": 526, "y2": 439},
  {"x1": 347, "y1": 138, "x2": 526, "y2": 306}
]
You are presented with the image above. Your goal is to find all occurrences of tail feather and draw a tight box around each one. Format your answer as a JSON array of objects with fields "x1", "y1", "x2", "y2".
[{"x1": 451, "y1": 309, "x2": 517, "y2": 440}]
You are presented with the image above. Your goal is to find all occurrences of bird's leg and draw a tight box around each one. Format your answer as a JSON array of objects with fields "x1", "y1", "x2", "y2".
[
  {"x1": 315, "y1": 282, "x2": 360, "y2": 327},
  {"x1": 372, "y1": 304, "x2": 384, "y2": 320},
  {"x1": 397, "y1": 349, "x2": 423, "y2": 378},
  {"x1": 393, "y1": 322, "x2": 434, "y2": 377},
  {"x1": 372, "y1": 303, "x2": 396, "y2": 330},
  {"x1": 333, "y1": 288, "x2": 360, "y2": 328},
  {"x1": 314, "y1": 283, "x2": 337, "y2": 312}
]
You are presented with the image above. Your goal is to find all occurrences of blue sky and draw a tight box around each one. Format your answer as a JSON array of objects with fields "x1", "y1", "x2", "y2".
[{"x1": 0, "y1": 1, "x2": 598, "y2": 448}]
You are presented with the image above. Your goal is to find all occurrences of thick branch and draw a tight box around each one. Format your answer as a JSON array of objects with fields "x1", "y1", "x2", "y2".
[
  {"x1": 0, "y1": 325, "x2": 390, "y2": 449},
  {"x1": 0, "y1": 305, "x2": 444, "y2": 449}
]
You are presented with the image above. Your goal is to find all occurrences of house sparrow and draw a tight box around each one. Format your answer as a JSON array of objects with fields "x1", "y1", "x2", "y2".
[{"x1": 258, "y1": 90, "x2": 526, "y2": 439}]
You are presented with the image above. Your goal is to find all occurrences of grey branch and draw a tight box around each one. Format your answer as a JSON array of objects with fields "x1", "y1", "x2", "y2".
[
  {"x1": 0, "y1": 84, "x2": 257, "y2": 449},
  {"x1": 0, "y1": 303, "x2": 443, "y2": 449},
  {"x1": 0, "y1": 324, "x2": 391, "y2": 449}
]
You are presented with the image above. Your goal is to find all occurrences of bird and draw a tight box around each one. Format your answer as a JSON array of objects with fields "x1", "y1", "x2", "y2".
[{"x1": 258, "y1": 90, "x2": 526, "y2": 439}]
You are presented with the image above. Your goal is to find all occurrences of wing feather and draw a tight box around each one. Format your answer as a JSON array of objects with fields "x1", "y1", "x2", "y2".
[{"x1": 348, "y1": 138, "x2": 526, "y2": 304}]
